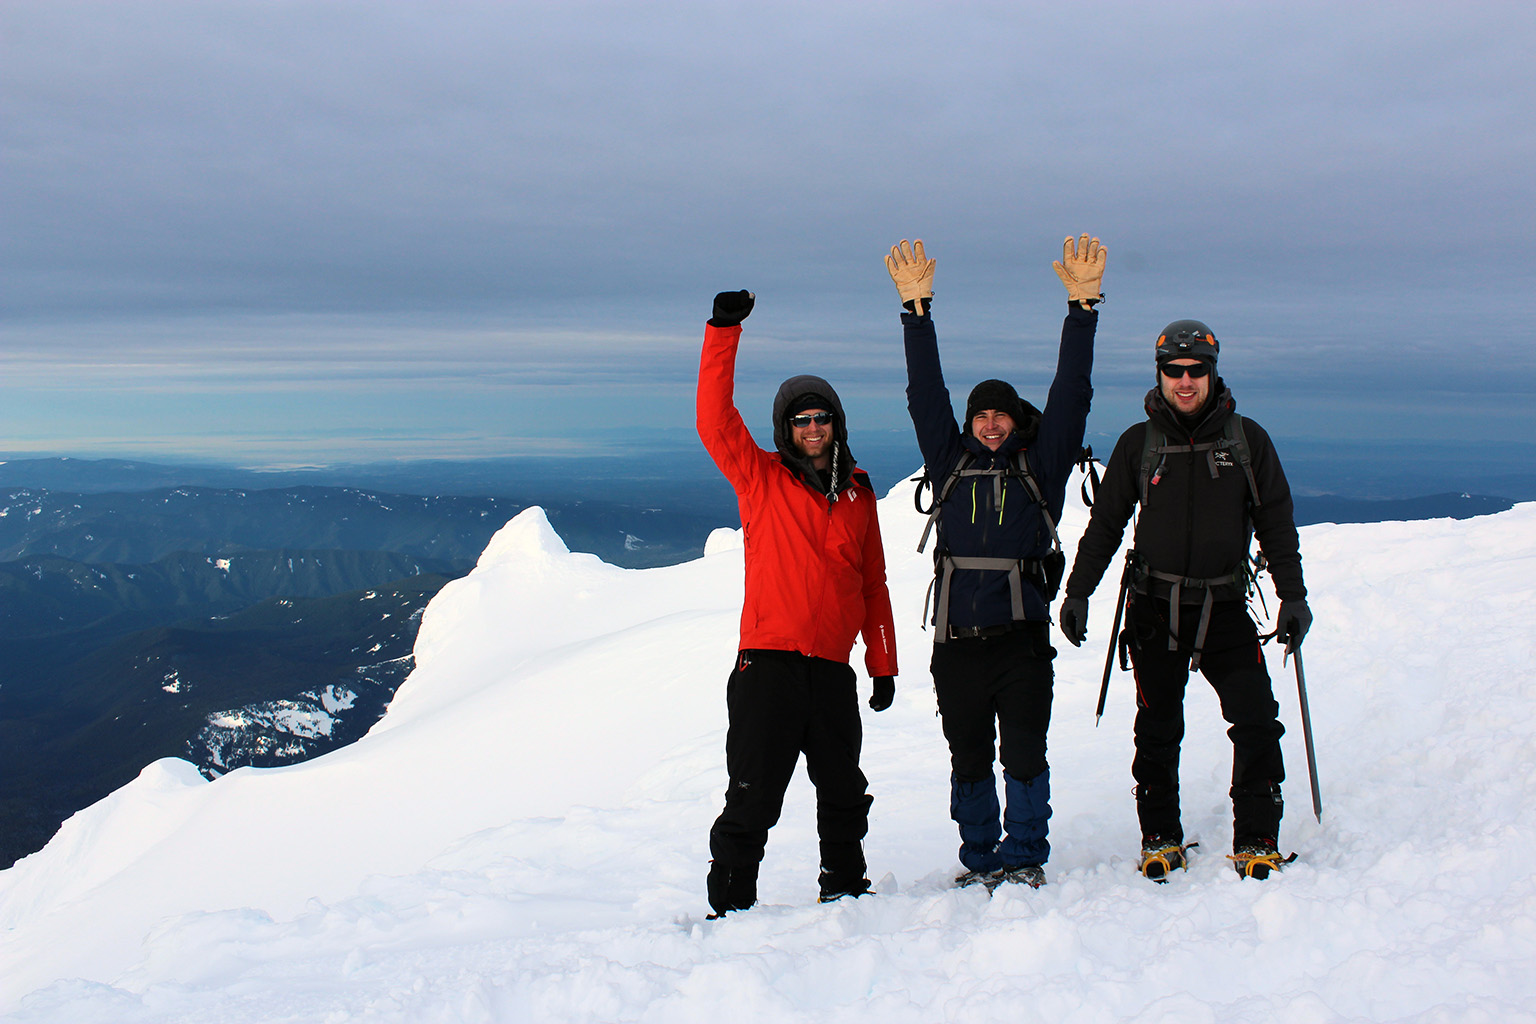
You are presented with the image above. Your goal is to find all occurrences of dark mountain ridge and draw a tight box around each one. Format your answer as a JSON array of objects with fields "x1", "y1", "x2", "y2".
[
  {"x1": 1, "y1": 482, "x2": 727, "y2": 570},
  {"x1": 0, "y1": 485, "x2": 511, "y2": 565},
  {"x1": 1291, "y1": 492, "x2": 1513, "y2": 525},
  {"x1": 0, "y1": 548, "x2": 456, "y2": 638},
  {"x1": 1, "y1": 574, "x2": 451, "y2": 870}
]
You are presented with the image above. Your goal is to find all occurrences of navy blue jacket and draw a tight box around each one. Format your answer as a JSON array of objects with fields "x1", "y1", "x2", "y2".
[{"x1": 904, "y1": 302, "x2": 1097, "y2": 629}]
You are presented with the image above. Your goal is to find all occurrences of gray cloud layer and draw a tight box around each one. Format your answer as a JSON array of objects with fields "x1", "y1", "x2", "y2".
[{"x1": 3, "y1": 1, "x2": 1533, "y2": 460}]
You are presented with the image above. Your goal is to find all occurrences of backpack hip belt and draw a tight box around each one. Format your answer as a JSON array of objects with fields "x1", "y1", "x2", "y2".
[
  {"x1": 931, "y1": 554, "x2": 1053, "y2": 643},
  {"x1": 1136, "y1": 563, "x2": 1251, "y2": 671}
]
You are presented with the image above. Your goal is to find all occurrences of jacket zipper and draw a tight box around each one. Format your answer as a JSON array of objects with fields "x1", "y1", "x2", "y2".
[{"x1": 1182, "y1": 435, "x2": 1197, "y2": 579}]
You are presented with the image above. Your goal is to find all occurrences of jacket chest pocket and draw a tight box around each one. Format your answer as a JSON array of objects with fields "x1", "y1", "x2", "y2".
[{"x1": 824, "y1": 501, "x2": 866, "y2": 563}]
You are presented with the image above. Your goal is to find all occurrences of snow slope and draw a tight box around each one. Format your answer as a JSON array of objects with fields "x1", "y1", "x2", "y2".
[{"x1": 3, "y1": 480, "x2": 1534, "y2": 1023}]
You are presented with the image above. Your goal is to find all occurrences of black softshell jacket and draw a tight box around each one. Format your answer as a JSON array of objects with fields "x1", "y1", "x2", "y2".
[{"x1": 1064, "y1": 383, "x2": 1306, "y2": 604}]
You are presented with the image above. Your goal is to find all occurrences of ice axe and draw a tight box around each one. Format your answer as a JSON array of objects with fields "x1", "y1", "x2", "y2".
[
  {"x1": 1288, "y1": 646, "x2": 1322, "y2": 822},
  {"x1": 1094, "y1": 552, "x2": 1134, "y2": 725}
]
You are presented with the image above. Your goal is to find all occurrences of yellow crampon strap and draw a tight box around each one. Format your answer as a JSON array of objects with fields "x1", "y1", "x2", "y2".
[
  {"x1": 1231, "y1": 854, "x2": 1277, "y2": 877},
  {"x1": 1138, "y1": 842, "x2": 1190, "y2": 877},
  {"x1": 1227, "y1": 850, "x2": 1294, "y2": 877}
]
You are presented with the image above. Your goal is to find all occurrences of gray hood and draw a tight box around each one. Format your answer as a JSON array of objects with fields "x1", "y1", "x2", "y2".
[{"x1": 770, "y1": 374, "x2": 857, "y2": 497}]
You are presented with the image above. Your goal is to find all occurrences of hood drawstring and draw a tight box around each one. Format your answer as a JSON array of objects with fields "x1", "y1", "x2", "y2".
[{"x1": 828, "y1": 442, "x2": 841, "y2": 503}]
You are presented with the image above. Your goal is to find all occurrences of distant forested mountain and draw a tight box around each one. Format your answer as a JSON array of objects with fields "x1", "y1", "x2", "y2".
[
  {"x1": 0, "y1": 483, "x2": 729, "y2": 569},
  {"x1": 0, "y1": 576, "x2": 450, "y2": 869},
  {"x1": 0, "y1": 457, "x2": 280, "y2": 493},
  {"x1": 0, "y1": 549, "x2": 454, "y2": 637},
  {"x1": 1290, "y1": 492, "x2": 1513, "y2": 525},
  {"x1": 0, "y1": 486, "x2": 516, "y2": 564},
  {"x1": 0, "y1": 474, "x2": 742, "y2": 869}
]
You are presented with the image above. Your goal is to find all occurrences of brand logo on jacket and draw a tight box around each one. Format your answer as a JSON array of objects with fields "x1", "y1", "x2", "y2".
[{"x1": 1213, "y1": 447, "x2": 1236, "y2": 469}]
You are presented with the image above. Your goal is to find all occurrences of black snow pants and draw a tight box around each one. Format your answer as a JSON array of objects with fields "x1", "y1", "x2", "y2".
[
  {"x1": 932, "y1": 622, "x2": 1055, "y2": 783},
  {"x1": 1126, "y1": 594, "x2": 1285, "y2": 846},
  {"x1": 708, "y1": 649, "x2": 872, "y2": 893}
]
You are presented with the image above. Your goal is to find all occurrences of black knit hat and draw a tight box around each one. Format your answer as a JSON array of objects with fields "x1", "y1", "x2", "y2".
[
  {"x1": 965, "y1": 379, "x2": 1027, "y2": 432},
  {"x1": 785, "y1": 392, "x2": 834, "y2": 420}
]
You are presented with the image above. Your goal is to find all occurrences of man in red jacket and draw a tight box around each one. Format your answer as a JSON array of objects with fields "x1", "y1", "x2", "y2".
[{"x1": 697, "y1": 289, "x2": 899, "y2": 917}]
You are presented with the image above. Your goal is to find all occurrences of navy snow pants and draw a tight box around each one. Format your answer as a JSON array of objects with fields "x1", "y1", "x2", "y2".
[{"x1": 931, "y1": 622, "x2": 1054, "y2": 872}]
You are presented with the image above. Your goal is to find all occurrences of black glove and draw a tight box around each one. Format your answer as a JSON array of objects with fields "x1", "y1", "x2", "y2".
[
  {"x1": 868, "y1": 676, "x2": 895, "y2": 712},
  {"x1": 709, "y1": 290, "x2": 755, "y2": 327},
  {"x1": 1277, "y1": 599, "x2": 1312, "y2": 654},
  {"x1": 1058, "y1": 597, "x2": 1088, "y2": 647}
]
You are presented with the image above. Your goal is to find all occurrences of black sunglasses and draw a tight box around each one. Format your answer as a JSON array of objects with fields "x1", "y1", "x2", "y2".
[
  {"x1": 788, "y1": 412, "x2": 834, "y2": 427},
  {"x1": 1159, "y1": 362, "x2": 1212, "y2": 379}
]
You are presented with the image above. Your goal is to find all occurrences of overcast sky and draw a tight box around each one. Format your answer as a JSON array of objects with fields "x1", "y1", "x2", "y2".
[{"x1": 3, "y1": 1, "x2": 1533, "y2": 466}]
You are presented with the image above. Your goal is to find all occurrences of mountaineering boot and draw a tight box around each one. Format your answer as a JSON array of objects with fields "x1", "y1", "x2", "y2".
[
  {"x1": 817, "y1": 876, "x2": 874, "y2": 903},
  {"x1": 817, "y1": 840, "x2": 872, "y2": 903},
  {"x1": 705, "y1": 859, "x2": 759, "y2": 919},
  {"x1": 1138, "y1": 835, "x2": 1194, "y2": 882},
  {"x1": 993, "y1": 863, "x2": 1046, "y2": 889},
  {"x1": 1229, "y1": 836, "x2": 1295, "y2": 879},
  {"x1": 953, "y1": 863, "x2": 1045, "y2": 891}
]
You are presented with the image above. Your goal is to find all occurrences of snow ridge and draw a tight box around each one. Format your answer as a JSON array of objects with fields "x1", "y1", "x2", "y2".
[{"x1": 2, "y1": 492, "x2": 1534, "y2": 1022}]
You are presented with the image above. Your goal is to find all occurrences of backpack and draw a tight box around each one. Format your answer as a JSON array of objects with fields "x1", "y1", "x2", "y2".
[
  {"x1": 1130, "y1": 414, "x2": 1264, "y2": 669},
  {"x1": 1138, "y1": 415, "x2": 1261, "y2": 509},
  {"x1": 911, "y1": 448, "x2": 1068, "y2": 641}
]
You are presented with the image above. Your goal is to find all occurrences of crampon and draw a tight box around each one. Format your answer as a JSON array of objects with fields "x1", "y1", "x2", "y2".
[
  {"x1": 1228, "y1": 841, "x2": 1298, "y2": 880},
  {"x1": 954, "y1": 864, "x2": 1045, "y2": 892},
  {"x1": 1138, "y1": 838, "x2": 1197, "y2": 883}
]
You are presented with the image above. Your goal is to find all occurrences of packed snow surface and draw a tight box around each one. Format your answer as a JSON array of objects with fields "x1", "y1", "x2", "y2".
[{"x1": 2, "y1": 480, "x2": 1534, "y2": 1023}]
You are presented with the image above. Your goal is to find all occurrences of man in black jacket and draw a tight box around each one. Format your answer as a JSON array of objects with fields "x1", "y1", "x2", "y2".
[
  {"x1": 886, "y1": 235, "x2": 1103, "y2": 889},
  {"x1": 1058, "y1": 320, "x2": 1313, "y2": 880}
]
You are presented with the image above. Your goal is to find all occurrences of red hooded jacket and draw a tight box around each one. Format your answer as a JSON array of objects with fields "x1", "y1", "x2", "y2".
[{"x1": 697, "y1": 323, "x2": 898, "y2": 678}]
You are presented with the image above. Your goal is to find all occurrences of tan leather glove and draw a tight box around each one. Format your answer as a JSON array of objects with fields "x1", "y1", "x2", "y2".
[
  {"x1": 885, "y1": 238, "x2": 936, "y2": 316},
  {"x1": 1053, "y1": 233, "x2": 1107, "y2": 309}
]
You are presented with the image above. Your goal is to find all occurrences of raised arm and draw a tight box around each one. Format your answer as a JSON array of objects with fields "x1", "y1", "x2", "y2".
[
  {"x1": 1033, "y1": 234, "x2": 1106, "y2": 499},
  {"x1": 696, "y1": 290, "x2": 766, "y2": 493},
  {"x1": 888, "y1": 239, "x2": 964, "y2": 473}
]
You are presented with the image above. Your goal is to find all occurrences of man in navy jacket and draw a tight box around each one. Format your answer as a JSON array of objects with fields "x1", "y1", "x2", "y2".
[{"x1": 886, "y1": 235, "x2": 1103, "y2": 888}]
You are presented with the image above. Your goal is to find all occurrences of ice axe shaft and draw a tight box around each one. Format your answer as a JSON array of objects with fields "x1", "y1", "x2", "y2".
[
  {"x1": 1292, "y1": 648, "x2": 1322, "y2": 821},
  {"x1": 1094, "y1": 555, "x2": 1133, "y2": 725}
]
